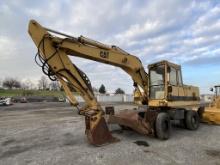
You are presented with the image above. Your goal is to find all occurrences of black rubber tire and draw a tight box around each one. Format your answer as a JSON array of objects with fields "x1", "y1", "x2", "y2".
[
  {"x1": 155, "y1": 113, "x2": 171, "y2": 140},
  {"x1": 185, "y1": 110, "x2": 200, "y2": 130}
]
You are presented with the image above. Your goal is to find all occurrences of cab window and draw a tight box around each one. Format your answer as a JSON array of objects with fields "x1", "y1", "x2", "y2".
[
  {"x1": 177, "y1": 70, "x2": 183, "y2": 86},
  {"x1": 169, "y1": 67, "x2": 177, "y2": 86},
  {"x1": 149, "y1": 64, "x2": 165, "y2": 99}
]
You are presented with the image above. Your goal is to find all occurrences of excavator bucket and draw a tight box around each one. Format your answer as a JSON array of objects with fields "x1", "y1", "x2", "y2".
[
  {"x1": 201, "y1": 95, "x2": 220, "y2": 125},
  {"x1": 202, "y1": 108, "x2": 220, "y2": 125},
  {"x1": 85, "y1": 116, "x2": 119, "y2": 146},
  {"x1": 201, "y1": 99, "x2": 220, "y2": 124},
  {"x1": 201, "y1": 86, "x2": 220, "y2": 125}
]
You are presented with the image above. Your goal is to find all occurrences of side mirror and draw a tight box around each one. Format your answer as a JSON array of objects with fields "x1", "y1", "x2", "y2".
[
  {"x1": 210, "y1": 87, "x2": 213, "y2": 92},
  {"x1": 168, "y1": 86, "x2": 172, "y2": 93}
]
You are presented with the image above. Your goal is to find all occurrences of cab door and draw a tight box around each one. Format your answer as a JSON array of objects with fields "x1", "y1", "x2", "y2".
[
  {"x1": 177, "y1": 69, "x2": 185, "y2": 98},
  {"x1": 167, "y1": 66, "x2": 179, "y2": 100}
]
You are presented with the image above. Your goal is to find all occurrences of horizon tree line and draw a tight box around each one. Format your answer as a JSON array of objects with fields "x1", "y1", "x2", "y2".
[{"x1": 0, "y1": 76, "x2": 126, "y2": 94}]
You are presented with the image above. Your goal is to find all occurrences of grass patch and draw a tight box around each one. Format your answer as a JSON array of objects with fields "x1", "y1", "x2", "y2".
[{"x1": 0, "y1": 89, "x2": 79, "y2": 97}]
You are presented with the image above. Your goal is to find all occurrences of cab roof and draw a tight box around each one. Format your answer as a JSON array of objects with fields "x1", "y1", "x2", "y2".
[{"x1": 148, "y1": 60, "x2": 180, "y2": 69}]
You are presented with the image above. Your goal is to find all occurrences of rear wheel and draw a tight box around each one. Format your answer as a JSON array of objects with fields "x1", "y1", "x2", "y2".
[
  {"x1": 155, "y1": 113, "x2": 171, "y2": 140},
  {"x1": 185, "y1": 110, "x2": 200, "y2": 130}
]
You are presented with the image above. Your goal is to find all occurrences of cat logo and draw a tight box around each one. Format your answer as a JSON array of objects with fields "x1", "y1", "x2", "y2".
[{"x1": 100, "y1": 51, "x2": 109, "y2": 58}]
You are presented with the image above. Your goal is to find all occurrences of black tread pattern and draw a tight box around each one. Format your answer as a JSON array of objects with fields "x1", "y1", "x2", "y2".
[
  {"x1": 156, "y1": 113, "x2": 171, "y2": 140},
  {"x1": 185, "y1": 110, "x2": 200, "y2": 130}
]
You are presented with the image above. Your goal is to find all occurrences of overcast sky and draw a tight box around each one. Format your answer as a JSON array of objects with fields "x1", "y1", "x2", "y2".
[{"x1": 1, "y1": 0, "x2": 220, "y2": 94}]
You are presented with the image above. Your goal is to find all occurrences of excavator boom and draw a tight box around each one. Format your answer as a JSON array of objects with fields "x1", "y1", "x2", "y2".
[{"x1": 28, "y1": 20, "x2": 149, "y2": 146}]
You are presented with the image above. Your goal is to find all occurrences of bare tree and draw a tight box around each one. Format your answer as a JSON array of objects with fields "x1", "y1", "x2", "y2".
[
  {"x1": 38, "y1": 76, "x2": 49, "y2": 90},
  {"x1": 50, "y1": 81, "x2": 60, "y2": 91},
  {"x1": 3, "y1": 78, "x2": 21, "y2": 89},
  {"x1": 21, "y1": 79, "x2": 34, "y2": 90}
]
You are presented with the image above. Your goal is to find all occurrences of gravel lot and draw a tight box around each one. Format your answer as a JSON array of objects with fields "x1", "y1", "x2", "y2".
[{"x1": 0, "y1": 102, "x2": 220, "y2": 165}]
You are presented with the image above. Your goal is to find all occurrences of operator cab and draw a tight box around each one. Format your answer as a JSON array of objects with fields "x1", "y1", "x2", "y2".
[
  {"x1": 148, "y1": 60, "x2": 183, "y2": 100},
  {"x1": 147, "y1": 60, "x2": 199, "y2": 107}
]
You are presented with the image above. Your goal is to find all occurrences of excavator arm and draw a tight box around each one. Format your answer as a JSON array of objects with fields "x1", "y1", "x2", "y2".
[
  {"x1": 49, "y1": 31, "x2": 148, "y2": 101},
  {"x1": 28, "y1": 20, "x2": 148, "y2": 146},
  {"x1": 59, "y1": 37, "x2": 148, "y2": 93}
]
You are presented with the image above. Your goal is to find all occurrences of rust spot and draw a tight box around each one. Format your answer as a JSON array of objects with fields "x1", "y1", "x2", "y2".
[
  {"x1": 108, "y1": 109, "x2": 157, "y2": 136},
  {"x1": 85, "y1": 117, "x2": 119, "y2": 146}
]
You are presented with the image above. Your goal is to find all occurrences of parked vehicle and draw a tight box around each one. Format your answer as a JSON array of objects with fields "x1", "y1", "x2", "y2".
[{"x1": 0, "y1": 97, "x2": 12, "y2": 106}]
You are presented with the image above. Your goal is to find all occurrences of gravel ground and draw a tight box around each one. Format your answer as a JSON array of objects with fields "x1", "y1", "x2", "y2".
[{"x1": 0, "y1": 102, "x2": 220, "y2": 165}]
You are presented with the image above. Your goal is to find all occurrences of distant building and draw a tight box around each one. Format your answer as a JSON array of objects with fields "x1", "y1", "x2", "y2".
[{"x1": 70, "y1": 93, "x2": 134, "y2": 103}]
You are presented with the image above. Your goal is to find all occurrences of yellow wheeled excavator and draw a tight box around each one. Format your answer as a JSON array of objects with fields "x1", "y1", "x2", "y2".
[{"x1": 28, "y1": 20, "x2": 203, "y2": 146}]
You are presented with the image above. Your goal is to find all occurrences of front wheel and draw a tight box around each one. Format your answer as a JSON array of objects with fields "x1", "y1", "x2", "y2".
[
  {"x1": 155, "y1": 113, "x2": 171, "y2": 140},
  {"x1": 185, "y1": 110, "x2": 200, "y2": 130}
]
